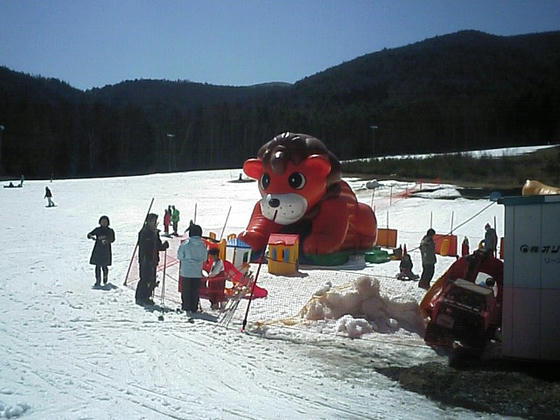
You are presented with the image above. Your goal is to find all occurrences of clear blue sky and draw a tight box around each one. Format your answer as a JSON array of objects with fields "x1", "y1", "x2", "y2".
[{"x1": 1, "y1": 0, "x2": 559, "y2": 90}]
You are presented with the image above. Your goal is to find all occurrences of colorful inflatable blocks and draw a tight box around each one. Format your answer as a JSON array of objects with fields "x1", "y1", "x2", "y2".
[
  {"x1": 301, "y1": 251, "x2": 351, "y2": 266},
  {"x1": 365, "y1": 248, "x2": 390, "y2": 264},
  {"x1": 267, "y1": 234, "x2": 299, "y2": 275}
]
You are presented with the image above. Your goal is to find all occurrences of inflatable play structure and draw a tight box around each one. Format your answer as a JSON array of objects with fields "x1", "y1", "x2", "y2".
[
  {"x1": 124, "y1": 229, "x2": 267, "y2": 311},
  {"x1": 267, "y1": 233, "x2": 299, "y2": 275},
  {"x1": 238, "y1": 132, "x2": 377, "y2": 258},
  {"x1": 179, "y1": 239, "x2": 268, "y2": 307},
  {"x1": 522, "y1": 179, "x2": 560, "y2": 196}
]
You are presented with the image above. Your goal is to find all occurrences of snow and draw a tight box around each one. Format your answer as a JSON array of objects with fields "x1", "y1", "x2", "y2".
[
  {"x1": 0, "y1": 169, "x2": 507, "y2": 419},
  {"x1": 346, "y1": 143, "x2": 557, "y2": 162}
]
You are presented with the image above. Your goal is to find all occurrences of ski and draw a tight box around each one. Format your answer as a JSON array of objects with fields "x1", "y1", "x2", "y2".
[
  {"x1": 186, "y1": 312, "x2": 218, "y2": 323},
  {"x1": 218, "y1": 285, "x2": 251, "y2": 327}
]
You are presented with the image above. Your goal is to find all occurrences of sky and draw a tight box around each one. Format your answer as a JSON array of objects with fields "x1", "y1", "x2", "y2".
[{"x1": 1, "y1": 0, "x2": 559, "y2": 91}]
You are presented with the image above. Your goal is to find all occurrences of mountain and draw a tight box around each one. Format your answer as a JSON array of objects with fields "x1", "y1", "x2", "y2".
[
  {"x1": 86, "y1": 79, "x2": 291, "y2": 113},
  {"x1": 292, "y1": 30, "x2": 560, "y2": 155},
  {"x1": 0, "y1": 30, "x2": 559, "y2": 178}
]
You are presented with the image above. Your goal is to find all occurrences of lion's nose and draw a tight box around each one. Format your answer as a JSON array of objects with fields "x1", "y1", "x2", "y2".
[{"x1": 269, "y1": 198, "x2": 280, "y2": 208}]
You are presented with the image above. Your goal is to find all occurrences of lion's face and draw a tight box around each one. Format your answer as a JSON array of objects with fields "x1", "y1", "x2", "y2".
[{"x1": 243, "y1": 155, "x2": 331, "y2": 225}]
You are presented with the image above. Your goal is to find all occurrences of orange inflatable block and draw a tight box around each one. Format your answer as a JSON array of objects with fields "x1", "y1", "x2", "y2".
[
  {"x1": 433, "y1": 234, "x2": 457, "y2": 257},
  {"x1": 376, "y1": 228, "x2": 397, "y2": 248}
]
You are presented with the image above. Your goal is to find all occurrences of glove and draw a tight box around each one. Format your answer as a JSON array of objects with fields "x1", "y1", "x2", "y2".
[{"x1": 163, "y1": 241, "x2": 169, "y2": 250}]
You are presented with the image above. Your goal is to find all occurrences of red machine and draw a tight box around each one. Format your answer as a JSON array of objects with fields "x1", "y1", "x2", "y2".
[{"x1": 422, "y1": 250, "x2": 503, "y2": 352}]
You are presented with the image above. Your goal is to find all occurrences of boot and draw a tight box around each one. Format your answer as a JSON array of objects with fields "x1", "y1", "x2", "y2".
[{"x1": 418, "y1": 280, "x2": 430, "y2": 290}]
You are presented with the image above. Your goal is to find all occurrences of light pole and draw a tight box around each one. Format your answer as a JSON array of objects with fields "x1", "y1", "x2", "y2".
[
  {"x1": 0, "y1": 125, "x2": 4, "y2": 173},
  {"x1": 369, "y1": 125, "x2": 378, "y2": 158},
  {"x1": 166, "y1": 133, "x2": 175, "y2": 172}
]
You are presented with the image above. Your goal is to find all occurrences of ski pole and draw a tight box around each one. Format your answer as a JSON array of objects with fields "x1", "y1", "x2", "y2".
[
  {"x1": 158, "y1": 249, "x2": 167, "y2": 321},
  {"x1": 241, "y1": 210, "x2": 277, "y2": 332},
  {"x1": 240, "y1": 253, "x2": 265, "y2": 332},
  {"x1": 124, "y1": 197, "x2": 154, "y2": 286},
  {"x1": 161, "y1": 249, "x2": 167, "y2": 306},
  {"x1": 219, "y1": 205, "x2": 232, "y2": 240}
]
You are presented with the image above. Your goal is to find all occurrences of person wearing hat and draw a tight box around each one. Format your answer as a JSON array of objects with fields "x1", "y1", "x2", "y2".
[
  {"x1": 87, "y1": 215, "x2": 115, "y2": 286},
  {"x1": 135, "y1": 213, "x2": 169, "y2": 305},
  {"x1": 482, "y1": 223, "x2": 497, "y2": 254},
  {"x1": 418, "y1": 228, "x2": 436, "y2": 290},
  {"x1": 177, "y1": 223, "x2": 207, "y2": 312}
]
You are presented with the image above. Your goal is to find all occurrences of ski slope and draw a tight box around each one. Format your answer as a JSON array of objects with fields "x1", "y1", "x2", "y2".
[{"x1": 0, "y1": 169, "x2": 508, "y2": 419}]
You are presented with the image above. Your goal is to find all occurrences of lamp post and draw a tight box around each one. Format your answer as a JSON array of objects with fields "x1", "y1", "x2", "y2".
[
  {"x1": 166, "y1": 133, "x2": 175, "y2": 172},
  {"x1": 0, "y1": 125, "x2": 4, "y2": 173},
  {"x1": 369, "y1": 125, "x2": 378, "y2": 158}
]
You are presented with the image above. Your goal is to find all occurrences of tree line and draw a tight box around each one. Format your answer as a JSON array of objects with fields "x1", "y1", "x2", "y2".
[{"x1": 0, "y1": 30, "x2": 559, "y2": 179}]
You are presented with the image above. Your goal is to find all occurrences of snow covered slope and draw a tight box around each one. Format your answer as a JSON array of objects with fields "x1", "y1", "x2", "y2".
[{"x1": 0, "y1": 170, "x2": 505, "y2": 419}]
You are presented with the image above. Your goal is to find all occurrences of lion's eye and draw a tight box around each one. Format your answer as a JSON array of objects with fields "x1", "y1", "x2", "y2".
[
  {"x1": 260, "y1": 173, "x2": 271, "y2": 190},
  {"x1": 288, "y1": 172, "x2": 305, "y2": 189}
]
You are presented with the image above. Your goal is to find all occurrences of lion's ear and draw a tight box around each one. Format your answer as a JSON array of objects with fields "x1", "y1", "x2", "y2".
[
  {"x1": 302, "y1": 155, "x2": 331, "y2": 178},
  {"x1": 243, "y1": 158, "x2": 264, "y2": 179}
]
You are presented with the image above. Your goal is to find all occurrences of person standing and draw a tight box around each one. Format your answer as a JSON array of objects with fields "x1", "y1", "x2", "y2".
[
  {"x1": 163, "y1": 207, "x2": 171, "y2": 235},
  {"x1": 177, "y1": 224, "x2": 207, "y2": 312},
  {"x1": 171, "y1": 205, "x2": 180, "y2": 236},
  {"x1": 418, "y1": 228, "x2": 436, "y2": 290},
  {"x1": 482, "y1": 223, "x2": 498, "y2": 254},
  {"x1": 461, "y1": 236, "x2": 470, "y2": 257},
  {"x1": 135, "y1": 213, "x2": 169, "y2": 305},
  {"x1": 87, "y1": 215, "x2": 115, "y2": 286},
  {"x1": 44, "y1": 186, "x2": 55, "y2": 207}
]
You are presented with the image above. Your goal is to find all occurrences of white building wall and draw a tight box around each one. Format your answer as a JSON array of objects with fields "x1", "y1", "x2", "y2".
[{"x1": 501, "y1": 196, "x2": 560, "y2": 361}]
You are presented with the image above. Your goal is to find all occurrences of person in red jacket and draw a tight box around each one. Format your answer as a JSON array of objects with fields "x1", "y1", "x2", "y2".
[
  {"x1": 202, "y1": 248, "x2": 247, "y2": 308},
  {"x1": 163, "y1": 207, "x2": 171, "y2": 235}
]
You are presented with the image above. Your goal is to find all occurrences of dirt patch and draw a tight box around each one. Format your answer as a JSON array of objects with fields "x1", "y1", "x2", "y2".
[{"x1": 376, "y1": 358, "x2": 560, "y2": 418}]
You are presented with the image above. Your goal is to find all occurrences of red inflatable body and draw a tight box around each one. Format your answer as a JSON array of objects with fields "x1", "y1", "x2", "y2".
[{"x1": 238, "y1": 132, "x2": 377, "y2": 255}]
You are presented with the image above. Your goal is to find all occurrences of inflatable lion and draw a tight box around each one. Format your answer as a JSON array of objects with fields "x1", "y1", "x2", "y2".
[{"x1": 238, "y1": 132, "x2": 377, "y2": 255}]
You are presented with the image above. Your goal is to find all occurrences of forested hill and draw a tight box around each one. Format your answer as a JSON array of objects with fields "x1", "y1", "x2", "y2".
[{"x1": 1, "y1": 30, "x2": 559, "y2": 179}]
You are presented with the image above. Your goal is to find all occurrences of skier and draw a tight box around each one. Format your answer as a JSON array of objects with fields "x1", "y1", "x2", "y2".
[
  {"x1": 418, "y1": 228, "x2": 436, "y2": 290},
  {"x1": 135, "y1": 213, "x2": 169, "y2": 305},
  {"x1": 177, "y1": 223, "x2": 207, "y2": 312},
  {"x1": 87, "y1": 215, "x2": 115, "y2": 286},
  {"x1": 44, "y1": 186, "x2": 55, "y2": 207},
  {"x1": 171, "y1": 205, "x2": 180, "y2": 236}
]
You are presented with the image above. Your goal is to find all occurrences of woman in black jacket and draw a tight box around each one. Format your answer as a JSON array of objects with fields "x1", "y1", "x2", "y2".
[{"x1": 87, "y1": 215, "x2": 115, "y2": 286}]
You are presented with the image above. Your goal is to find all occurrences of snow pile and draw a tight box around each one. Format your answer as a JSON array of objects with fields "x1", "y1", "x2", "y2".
[
  {"x1": 0, "y1": 400, "x2": 30, "y2": 419},
  {"x1": 293, "y1": 276, "x2": 425, "y2": 338},
  {"x1": 336, "y1": 315, "x2": 374, "y2": 338}
]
